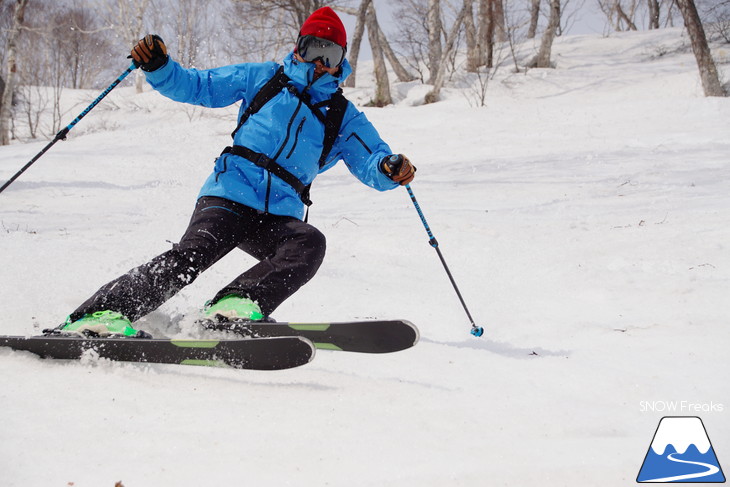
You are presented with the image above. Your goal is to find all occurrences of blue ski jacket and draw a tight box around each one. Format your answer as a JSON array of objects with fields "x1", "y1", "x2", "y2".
[{"x1": 143, "y1": 52, "x2": 398, "y2": 220}]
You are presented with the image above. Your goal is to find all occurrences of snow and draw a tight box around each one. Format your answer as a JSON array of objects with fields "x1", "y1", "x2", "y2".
[{"x1": 1, "y1": 28, "x2": 729, "y2": 486}]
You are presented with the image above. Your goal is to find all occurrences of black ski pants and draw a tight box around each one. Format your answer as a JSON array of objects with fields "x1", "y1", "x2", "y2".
[{"x1": 70, "y1": 196, "x2": 326, "y2": 322}]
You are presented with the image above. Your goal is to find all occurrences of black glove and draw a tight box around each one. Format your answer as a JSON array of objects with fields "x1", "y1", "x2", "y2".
[
  {"x1": 382, "y1": 154, "x2": 416, "y2": 185},
  {"x1": 130, "y1": 34, "x2": 168, "y2": 72}
]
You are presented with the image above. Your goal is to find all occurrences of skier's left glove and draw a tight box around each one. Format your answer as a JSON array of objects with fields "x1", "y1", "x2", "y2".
[
  {"x1": 381, "y1": 154, "x2": 416, "y2": 185},
  {"x1": 130, "y1": 34, "x2": 168, "y2": 72}
]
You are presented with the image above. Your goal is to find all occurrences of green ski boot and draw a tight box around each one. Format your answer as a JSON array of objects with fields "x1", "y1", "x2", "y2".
[
  {"x1": 205, "y1": 295, "x2": 264, "y2": 322},
  {"x1": 59, "y1": 310, "x2": 150, "y2": 338}
]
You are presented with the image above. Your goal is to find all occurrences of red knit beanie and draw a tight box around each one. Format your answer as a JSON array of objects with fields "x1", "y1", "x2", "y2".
[{"x1": 299, "y1": 7, "x2": 347, "y2": 48}]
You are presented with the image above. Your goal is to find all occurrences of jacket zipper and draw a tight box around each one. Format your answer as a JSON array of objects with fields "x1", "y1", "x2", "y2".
[
  {"x1": 346, "y1": 132, "x2": 373, "y2": 154},
  {"x1": 274, "y1": 99, "x2": 303, "y2": 160},
  {"x1": 265, "y1": 173, "x2": 272, "y2": 213},
  {"x1": 266, "y1": 99, "x2": 303, "y2": 211},
  {"x1": 286, "y1": 117, "x2": 306, "y2": 159}
]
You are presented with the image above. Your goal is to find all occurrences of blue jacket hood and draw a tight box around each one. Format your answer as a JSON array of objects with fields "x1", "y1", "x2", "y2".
[{"x1": 282, "y1": 52, "x2": 352, "y2": 98}]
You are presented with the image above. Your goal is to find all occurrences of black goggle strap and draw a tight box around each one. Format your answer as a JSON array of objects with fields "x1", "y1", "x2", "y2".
[{"x1": 296, "y1": 35, "x2": 346, "y2": 68}]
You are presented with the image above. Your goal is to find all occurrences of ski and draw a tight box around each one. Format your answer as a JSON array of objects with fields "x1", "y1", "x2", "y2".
[
  {"x1": 0, "y1": 335, "x2": 314, "y2": 370},
  {"x1": 200, "y1": 319, "x2": 419, "y2": 354}
]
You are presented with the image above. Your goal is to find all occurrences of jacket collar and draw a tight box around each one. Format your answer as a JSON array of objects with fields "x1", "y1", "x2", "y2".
[{"x1": 282, "y1": 52, "x2": 351, "y2": 99}]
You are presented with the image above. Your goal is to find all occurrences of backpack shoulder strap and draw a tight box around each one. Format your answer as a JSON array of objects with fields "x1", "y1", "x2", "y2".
[
  {"x1": 318, "y1": 89, "x2": 348, "y2": 167},
  {"x1": 231, "y1": 65, "x2": 289, "y2": 139}
]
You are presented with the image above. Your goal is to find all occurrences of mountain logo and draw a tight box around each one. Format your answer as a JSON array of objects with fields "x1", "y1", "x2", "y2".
[{"x1": 637, "y1": 416, "x2": 725, "y2": 483}]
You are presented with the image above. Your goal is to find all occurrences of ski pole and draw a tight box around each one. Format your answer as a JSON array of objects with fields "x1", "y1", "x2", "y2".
[
  {"x1": 0, "y1": 63, "x2": 138, "y2": 195},
  {"x1": 403, "y1": 181, "x2": 484, "y2": 337}
]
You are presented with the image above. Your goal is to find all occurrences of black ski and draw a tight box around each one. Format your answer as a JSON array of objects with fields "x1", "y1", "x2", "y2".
[
  {"x1": 200, "y1": 319, "x2": 419, "y2": 354},
  {"x1": 0, "y1": 335, "x2": 314, "y2": 370}
]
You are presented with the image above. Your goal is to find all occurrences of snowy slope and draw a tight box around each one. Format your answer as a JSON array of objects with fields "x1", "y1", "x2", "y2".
[{"x1": 1, "y1": 28, "x2": 728, "y2": 486}]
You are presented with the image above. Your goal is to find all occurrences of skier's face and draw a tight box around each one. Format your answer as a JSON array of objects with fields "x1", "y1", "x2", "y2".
[{"x1": 294, "y1": 53, "x2": 339, "y2": 79}]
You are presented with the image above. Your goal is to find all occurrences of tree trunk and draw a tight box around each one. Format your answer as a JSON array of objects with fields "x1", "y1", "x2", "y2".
[
  {"x1": 616, "y1": 2, "x2": 638, "y2": 30},
  {"x1": 533, "y1": 0, "x2": 560, "y2": 68},
  {"x1": 342, "y1": 0, "x2": 371, "y2": 88},
  {"x1": 648, "y1": 0, "x2": 661, "y2": 29},
  {"x1": 427, "y1": 0, "x2": 443, "y2": 84},
  {"x1": 528, "y1": 0, "x2": 541, "y2": 39},
  {"x1": 425, "y1": 2, "x2": 469, "y2": 103},
  {"x1": 0, "y1": 76, "x2": 5, "y2": 117},
  {"x1": 132, "y1": 2, "x2": 148, "y2": 93},
  {"x1": 377, "y1": 25, "x2": 417, "y2": 82},
  {"x1": 493, "y1": 0, "x2": 507, "y2": 42},
  {"x1": 365, "y1": 4, "x2": 391, "y2": 106},
  {"x1": 676, "y1": 0, "x2": 726, "y2": 96},
  {"x1": 476, "y1": 0, "x2": 490, "y2": 67},
  {"x1": 1, "y1": 0, "x2": 28, "y2": 146},
  {"x1": 485, "y1": 0, "x2": 496, "y2": 68},
  {"x1": 464, "y1": 0, "x2": 479, "y2": 72}
]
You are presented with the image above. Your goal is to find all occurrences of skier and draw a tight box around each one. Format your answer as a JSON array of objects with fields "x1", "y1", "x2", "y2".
[{"x1": 58, "y1": 7, "x2": 416, "y2": 337}]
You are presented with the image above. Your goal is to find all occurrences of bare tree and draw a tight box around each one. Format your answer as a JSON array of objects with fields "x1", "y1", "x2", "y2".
[
  {"x1": 0, "y1": 2, "x2": 10, "y2": 139},
  {"x1": 342, "y1": 0, "x2": 371, "y2": 88},
  {"x1": 425, "y1": 1, "x2": 469, "y2": 103},
  {"x1": 493, "y1": 0, "x2": 507, "y2": 41},
  {"x1": 484, "y1": 0, "x2": 497, "y2": 68},
  {"x1": 502, "y1": 0, "x2": 530, "y2": 72},
  {"x1": 148, "y1": 0, "x2": 220, "y2": 68},
  {"x1": 225, "y1": 2, "x2": 293, "y2": 63},
  {"x1": 531, "y1": 0, "x2": 560, "y2": 68},
  {"x1": 476, "y1": 0, "x2": 493, "y2": 67},
  {"x1": 53, "y1": 6, "x2": 111, "y2": 89},
  {"x1": 96, "y1": 0, "x2": 152, "y2": 93},
  {"x1": 464, "y1": 0, "x2": 479, "y2": 72},
  {"x1": 12, "y1": 2, "x2": 75, "y2": 139},
  {"x1": 256, "y1": 0, "x2": 334, "y2": 27},
  {"x1": 699, "y1": 0, "x2": 730, "y2": 43},
  {"x1": 648, "y1": 0, "x2": 661, "y2": 28},
  {"x1": 616, "y1": 1, "x2": 639, "y2": 29},
  {"x1": 339, "y1": 1, "x2": 414, "y2": 88},
  {"x1": 0, "y1": 0, "x2": 15, "y2": 88},
  {"x1": 391, "y1": 0, "x2": 430, "y2": 82},
  {"x1": 427, "y1": 0, "x2": 443, "y2": 83},
  {"x1": 597, "y1": 0, "x2": 642, "y2": 30},
  {"x1": 231, "y1": 0, "x2": 348, "y2": 35},
  {"x1": 676, "y1": 0, "x2": 726, "y2": 96},
  {"x1": 226, "y1": 1, "x2": 355, "y2": 65},
  {"x1": 1, "y1": 0, "x2": 28, "y2": 145},
  {"x1": 365, "y1": 3, "x2": 392, "y2": 106},
  {"x1": 377, "y1": 21, "x2": 417, "y2": 83},
  {"x1": 528, "y1": 0, "x2": 541, "y2": 38}
]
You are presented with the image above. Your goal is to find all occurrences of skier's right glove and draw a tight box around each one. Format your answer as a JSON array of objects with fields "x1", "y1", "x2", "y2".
[
  {"x1": 381, "y1": 154, "x2": 416, "y2": 185},
  {"x1": 130, "y1": 34, "x2": 168, "y2": 72}
]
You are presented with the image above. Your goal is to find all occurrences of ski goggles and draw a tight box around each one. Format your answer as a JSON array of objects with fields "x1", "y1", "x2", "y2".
[{"x1": 296, "y1": 35, "x2": 346, "y2": 68}]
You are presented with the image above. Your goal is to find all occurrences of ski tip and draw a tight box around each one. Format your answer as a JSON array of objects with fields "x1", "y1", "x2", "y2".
[
  {"x1": 278, "y1": 336, "x2": 316, "y2": 368},
  {"x1": 301, "y1": 336, "x2": 317, "y2": 363},
  {"x1": 401, "y1": 320, "x2": 420, "y2": 346},
  {"x1": 470, "y1": 326, "x2": 484, "y2": 338}
]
